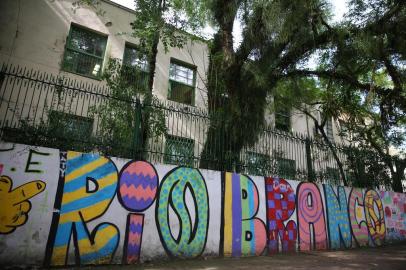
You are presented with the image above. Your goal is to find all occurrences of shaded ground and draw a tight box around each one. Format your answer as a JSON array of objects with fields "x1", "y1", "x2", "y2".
[{"x1": 61, "y1": 243, "x2": 406, "y2": 270}]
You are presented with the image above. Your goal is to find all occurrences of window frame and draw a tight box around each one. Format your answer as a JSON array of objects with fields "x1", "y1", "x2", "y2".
[
  {"x1": 164, "y1": 134, "x2": 195, "y2": 166},
  {"x1": 62, "y1": 23, "x2": 108, "y2": 79},
  {"x1": 48, "y1": 110, "x2": 94, "y2": 139},
  {"x1": 276, "y1": 157, "x2": 296, "y2": 179},
  {"x1": 324, "y1": 117, "x2": 335, "y2": 143},
  {"x1": 123, "y1": 43, "x2": 150, "y2": 72},
  {"x1": 245, "y1": 151, "x2": 272, "y2": 176},
  {"x1": 168, "y1": 58, "x2": 197, "y2": 106},
  {"x1": 275, "y1": 106, "x2": 291, "y2": 132},
  {"x1": 122, "y1": 42, "x2": 150, "y2": 89}
]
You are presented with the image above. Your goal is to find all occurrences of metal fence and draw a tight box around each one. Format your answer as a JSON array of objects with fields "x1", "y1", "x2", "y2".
[{"x1": 0, "y1": 63, "x2": 383, "y2": 186}]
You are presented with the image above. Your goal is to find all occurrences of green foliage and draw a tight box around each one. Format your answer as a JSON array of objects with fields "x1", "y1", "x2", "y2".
[
  {"x1": 131, "y1": 0, "x2": 209, "y2": 53},
  {"x1": 90, "y1": 58, "x2": 167, "y2": 158}
]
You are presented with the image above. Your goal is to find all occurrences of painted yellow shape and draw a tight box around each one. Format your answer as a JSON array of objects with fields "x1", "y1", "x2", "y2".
[
  {"x1": 61, "y1": 172, "x2": 117, "y2": 205},
  {"x1": 65, "y1": 157, "x2": 109, "y2": 183},
  {"x1": 59, "y1": 198, "x2": 114, "y2": 224},
  {"x1": 77, "y1": 225, "x2": 117, "y2": 255},
  {"x1": 223, "y1": 172, "x2": 233, "y2": 256},
  {"x1": 0, "y1": 175, "x2": 46, "y2": 234}
]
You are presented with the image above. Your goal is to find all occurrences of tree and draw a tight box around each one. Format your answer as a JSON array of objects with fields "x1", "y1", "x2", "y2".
[
  {"x1": 90, "y1": 59, "x2": 167, "y2": 159},
  {"x1": 75, "y1": 0, "x2": 209, "y2": 158},
  {"x1": 200, "y1": 0, "x2": 335, "y2": 170},
  {"x1": 281, "y1": 0, "x2": 406, "y2": 191}
]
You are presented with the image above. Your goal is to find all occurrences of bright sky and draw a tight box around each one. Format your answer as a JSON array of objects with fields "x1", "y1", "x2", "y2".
[{"x1": 111, "y1": 0, "x2": 348, "y2": 45}]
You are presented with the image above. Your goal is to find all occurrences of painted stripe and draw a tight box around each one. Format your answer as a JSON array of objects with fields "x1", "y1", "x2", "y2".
[
  {"x1": 231, "y1": 173, "x2": 242, "y2": 257},
  {"x1": 65, "y1": 157, "x2": 109, "y2": 183},
  {"x1": 80, "y1": 235, "x2": 119, "y2": 264},
  {"x1": 59, "y1": 199, "x2": 113, "y2": 224},
  {"x1": 241, "y1": 177, "x2": 249, "y2": 255},
  {"x1": 60, "y1": 184, "x2": 116, "y2": 214},
  {"x1": 62, "y1": 173, "x2": 117, "y2": 205},
  {"x1": 63, "y1": 163, "x2": 116, "y2": 193},
  {"x1": 248, "y1": 180, "x2": 256, "y2": 254},
  {"x1": 54, "y1": 222, "x2": 74, "y2": 247},
  {"x1": 51, "y1": 245, "x2": 69, "y2": 265},
  {"x1": 76, "y1": 225, "x2": 117, "y2": 255},
  {"x1": 66, "y1": 152, "x2": 99, "y2": 174},
  {"x1": 224, "y1": 172, "x2": 233, "y2": 256}
]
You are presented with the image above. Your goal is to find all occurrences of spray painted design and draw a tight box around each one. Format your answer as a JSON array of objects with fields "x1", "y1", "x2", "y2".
[
  {"x1": 156, "y1": 167, "x2": 209, "y2": 258},
  {"x1": 364, "y1": 190, "x2": 385, "y2": 246},
  {"x1": 380, "y1": 191, "x2": 406, "y2": 241},
  {"x1": 118, "y1": 160, "x2": 158, "y2": 264},
  {"x1": 0, "y1": 175, "x2": 46, "y2": 234},
  {"x1": 118, "y1": 161, "x2": 158, "y2": 211},
  {"x1": 222, "y1": 173, "x2": 266, "y2": 257},
  {"x1": 297, "y1": 183, "x2": 327, "y2": 251},
  {"x1": 265, "y1": 177, "x2": 297, "y2": 254},
  {"x1": 348, "y1": 188, "x2": 368, "y2": 247},
  {"x1": 47, "y1": 151, "x2": 119, "y2": 266},
  {"x1": 324, "y1": 185, "x2": 352, "y2": 249}
]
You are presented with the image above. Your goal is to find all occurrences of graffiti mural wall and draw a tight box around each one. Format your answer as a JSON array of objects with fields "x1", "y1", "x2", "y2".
[{"x1": 0, "y1": 143, "x2": 405, "y2": 266}]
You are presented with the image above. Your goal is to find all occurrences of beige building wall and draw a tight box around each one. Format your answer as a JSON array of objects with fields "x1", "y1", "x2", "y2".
[
  {"x1": 0, "y1": 0, "x2": 210, "y2": 108},
  {"x1": 0, "y1": 0, "x2": 347, "y2": 177}
]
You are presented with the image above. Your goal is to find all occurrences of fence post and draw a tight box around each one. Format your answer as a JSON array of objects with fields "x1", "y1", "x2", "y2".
[
  {"x1": 133, "y1": 98, "x2": 143, "y2": 160},
  {"x1": 305, "y1": 137, "x2": 314, "y2": 182}
]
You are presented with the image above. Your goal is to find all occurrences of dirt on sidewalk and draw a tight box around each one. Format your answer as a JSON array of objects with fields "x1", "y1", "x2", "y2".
[{"x1": 58, "y1": 242, "x2": 406, "y2": 270}]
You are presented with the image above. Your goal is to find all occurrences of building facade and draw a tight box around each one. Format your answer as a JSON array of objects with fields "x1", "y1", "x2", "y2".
[{"x1": 0, "y1": 0, "x2": 349, "y2": 181}]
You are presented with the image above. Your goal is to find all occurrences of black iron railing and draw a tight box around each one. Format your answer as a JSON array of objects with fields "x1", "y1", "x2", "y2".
[{"x1": 0, "y1": 63, "x2": 390, "y2": 188}]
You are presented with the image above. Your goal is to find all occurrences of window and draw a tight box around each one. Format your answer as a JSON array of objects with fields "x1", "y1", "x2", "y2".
[
  {"x1": 277, "y1": 158, "x2": 296, "y2": 179},
  {"x1": 275, "y1": 107, "x2": 291, "y2": 132},
  {"x1": 246, "y1": 151, "x2": 271, "y2": 176},
  {"x1": 49, "y1": 111, "x2": 93, "y2": 140},
  {"x1": 168, "y1": 60, "x2": 196, "y2": 105},
  {"x1": 62, "y1": 24, "x2": 107, "y2": 78},
  {"x1": 122, "y1": 44, "x2": 149, "y2": 89},
  {"x1": 326, "y1": 167, "x2": 340, "y2": 183},
  {"x1": 164, "y1": 135, "x2": 194, "y2": 166},
  {"x1": 324, "y1": 118, "x2": 334, "y2": 143}
]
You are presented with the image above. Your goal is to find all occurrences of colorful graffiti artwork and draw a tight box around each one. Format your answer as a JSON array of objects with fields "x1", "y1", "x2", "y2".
[
  {"x1": 0, "y1": 175, "x2": 46, "y2": 234},
  {"x1": 348, "y1": 188, "x2": 369, "y2": 247},
  {"x1": 364, "y1": 190, "x2": 386, "y2": 246},
  {"x1": 380, "y1": 191, "x2": 406, "y2": 241},
  {"x1": 324, "y1": 185, "x2": 352, "y2": 249},
  {"x1": 1, "y1": 144, "x2": 406, "y2": 267},
  {"x1": 46, "y1": 151, "x2": 119, "y2": 266},
  {"x1": 221, "y1": 173, "x2": 267, "y2": 257},
  {"x1": 296, "y1": 183, "x2": 327, "y2": 251},
  {"x1": 118, "y1": 160, "x2": 158, "y2": 264},
  {"x1": 156, "y1": 167, "x2": 209, "y2": 258},
  {"x1": 265, "y1": 177, "x2": 297, "y2": 254}
]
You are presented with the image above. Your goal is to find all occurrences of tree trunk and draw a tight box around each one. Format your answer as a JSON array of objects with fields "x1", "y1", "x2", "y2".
[
  {"x1": 315, "y1": 122, "x2": 348, "y2": 186},
  {"x1": 391, "y1": 159, "x2": 405, "y2": 193}
]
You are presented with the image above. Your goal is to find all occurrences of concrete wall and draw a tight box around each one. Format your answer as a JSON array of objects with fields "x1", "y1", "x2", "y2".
[{"x1": 0, "y1": 142, "x2": 405, "y2": 267}]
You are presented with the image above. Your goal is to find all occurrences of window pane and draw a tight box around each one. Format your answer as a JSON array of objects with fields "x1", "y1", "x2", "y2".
[
  {"x1": 169, "y1": 62, "x2": 195, "y2": 86},
  {"x1": 168, "y1": 80, "x2": 194, "y2": 105},
  {"x1": 326, "y1": 167, "x2": 340, "y2": 184},
  {"x1": 49, "y1": 111, "x2": 93, "y2": 139},
  {"x1": 246, "y1": 152, "x2": 271, "y2": 176},
  {"x1": 325, "y1": 118, "x2": 334, "y2": 142},
  {"x1": 63, "y1": 50, "x2": 103, "y2": 77},
  {"x1": 164, "y1": 135, "x2": 194, "y2": 166},
  {"x1": 63, "y1": 25, "x2": 107, "y2": 78},
  {"x1": 123, "y1": 45, "x2": 149, "y2": 72},
  {"x1": 275, "y1": 107, "x2": 291, "y2": 132},
  {"x1": 277, "y1": 158, "x2": 296, "y2": 179}
]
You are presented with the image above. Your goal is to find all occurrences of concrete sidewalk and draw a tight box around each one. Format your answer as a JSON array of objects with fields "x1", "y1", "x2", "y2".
[{"x1": 60, "y1": 243, "x2": 406, "y2": 270}]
